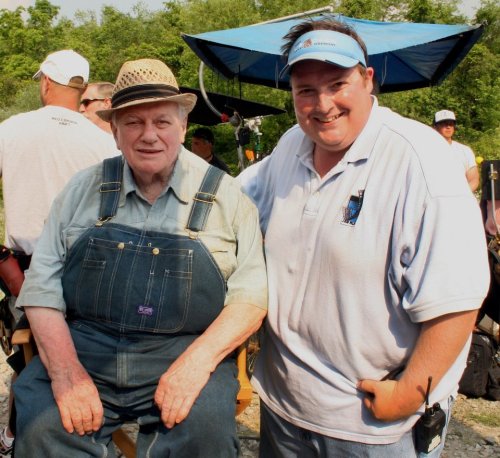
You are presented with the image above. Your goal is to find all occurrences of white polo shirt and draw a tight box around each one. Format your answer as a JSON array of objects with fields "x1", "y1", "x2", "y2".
[
  {"x1": 450, "y1": 140, "x2": 476, "y2": 172},
  {"x1": 239, "y1": 99, "x2": 489, "y2": 444}
]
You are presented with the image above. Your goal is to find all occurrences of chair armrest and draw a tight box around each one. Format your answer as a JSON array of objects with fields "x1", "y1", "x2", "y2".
[
  {"x1": 12, "y1": 328, "x2": 34, "y2": 363},
  {"x1": 236, "y1": 343, "x2": 253, "y2": 415}
]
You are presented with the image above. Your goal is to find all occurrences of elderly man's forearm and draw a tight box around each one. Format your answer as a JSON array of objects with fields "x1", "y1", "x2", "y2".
[
  {"x1": 191, "y1": 302, "x2": 266, "y2": 371},
  {"x1": 154, "y1": 302, "x2": 266, "y2": 427},
  {"x1": 24, "y1": 306, "x2": 81, "y2": 376},
  {"x1": 24, "y1": 306, "x2": 103, "y2": 435}
]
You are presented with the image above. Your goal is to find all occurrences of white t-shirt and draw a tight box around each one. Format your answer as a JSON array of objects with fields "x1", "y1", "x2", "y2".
[
  {"x1": 0, "y1": 105, "x2": 120, "y2": 254},
  {"x1": 450, "y1": 140, "x2": 476, "y2": 172},
  {"x1": 239, "y1": 99, "x2": 489, "y2": 444}
]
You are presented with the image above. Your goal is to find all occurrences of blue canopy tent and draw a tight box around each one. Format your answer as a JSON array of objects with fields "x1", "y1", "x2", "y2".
[{"x1": 182, "y1": 14, "x2": 484, "y2": 93}]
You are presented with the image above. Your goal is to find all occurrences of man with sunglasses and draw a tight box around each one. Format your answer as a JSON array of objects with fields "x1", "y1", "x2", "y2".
[
  {"x1": 79, "y1": 82, "x2": 114, "y2": 133},
  {"x1": 0, "y1": 49, "x2": 118, "y2": 455}
]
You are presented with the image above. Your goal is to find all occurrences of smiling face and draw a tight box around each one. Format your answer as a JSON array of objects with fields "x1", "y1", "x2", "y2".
[
  {"x1": 111, "y1": 101, "x2": 187, "y2": 187},
  {"x1": 291, "y1": 60, "x2": 374, "y2": 161}
]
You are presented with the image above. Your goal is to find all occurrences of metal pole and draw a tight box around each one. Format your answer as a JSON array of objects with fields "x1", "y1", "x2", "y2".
[
  {"x1": 489, "y1": 163, "x2": 499, "y2": 235},
  {"x1": 198, "y1": 61, "x2": 224, "y2": 120},
  {"x1": 252, "y1": 5, "x2": 335, "y2": 25}
]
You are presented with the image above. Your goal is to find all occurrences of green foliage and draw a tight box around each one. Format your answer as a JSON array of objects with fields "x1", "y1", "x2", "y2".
[
  {"x1": 403, "y1": 0, "x2": 467, "y2": 23},
  {"x1": 475, "y1": 0, "x2": 500, "y2": 54},
  {"x1": 0, "y1": 0, "x2": 497, "y2": 168},
  {"x1": 0, "y1": 82, "x2": 41, "y2": 123}
]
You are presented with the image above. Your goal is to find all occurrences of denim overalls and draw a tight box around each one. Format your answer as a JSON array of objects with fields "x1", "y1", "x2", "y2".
[{"x1": 15, "y1": 157, "x2": 240, "y2": 457}]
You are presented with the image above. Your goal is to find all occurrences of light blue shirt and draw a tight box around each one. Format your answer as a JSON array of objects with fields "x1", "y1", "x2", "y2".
[{"x1": 18, "y1": 147, "x2": 267, "y2": 314}]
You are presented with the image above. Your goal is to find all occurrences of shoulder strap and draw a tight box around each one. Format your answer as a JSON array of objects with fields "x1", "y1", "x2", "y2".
[
  {"x1": 97, "y1": 156, "x2": 123, "y2": 226},
  {"x1": 186, "y1": 166, "x2": 225, "y2": 236}
]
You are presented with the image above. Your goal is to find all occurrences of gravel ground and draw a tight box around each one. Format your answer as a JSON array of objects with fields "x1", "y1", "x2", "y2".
[{"x1": 0, "y1": 350, "x2": 497, "y2": 457}]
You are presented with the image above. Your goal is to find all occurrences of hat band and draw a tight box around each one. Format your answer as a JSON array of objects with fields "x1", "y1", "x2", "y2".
[{"x1": 112, "y1": 84, "x2": 180, "y2": 108}]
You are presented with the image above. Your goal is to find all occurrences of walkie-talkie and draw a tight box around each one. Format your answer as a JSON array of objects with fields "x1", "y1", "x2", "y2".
[{"x1": 414, "y1": 376, "x2": 447, "y2": 453}]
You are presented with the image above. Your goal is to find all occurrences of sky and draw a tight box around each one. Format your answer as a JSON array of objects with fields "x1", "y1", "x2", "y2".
[{"x1": 0, "y1": 0, "x2": 484, "y2": 20}]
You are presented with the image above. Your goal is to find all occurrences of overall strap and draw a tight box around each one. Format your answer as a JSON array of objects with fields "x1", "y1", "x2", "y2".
[
  {"x1": 97, "y1": 156, "x2": 123, "y2": 226},
  {"x1": 186, "y1": 166, "x2": 225, "y2": 236}
]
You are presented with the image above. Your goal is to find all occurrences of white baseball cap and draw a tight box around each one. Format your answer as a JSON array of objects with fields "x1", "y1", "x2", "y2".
[
  {"x1": 434, "y1": 110, "x2": 456, "y2": 124},
  {"x1": 33, "y1": 50, "x2": 89, "y2": 89}
]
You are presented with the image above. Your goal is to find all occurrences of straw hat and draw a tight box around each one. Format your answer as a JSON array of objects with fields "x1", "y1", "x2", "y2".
[{"x1": 97, "y1": 59, "x2": 197, "y2": 121}]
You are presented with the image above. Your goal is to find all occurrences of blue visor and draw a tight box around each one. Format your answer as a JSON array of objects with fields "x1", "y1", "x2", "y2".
[{"x1": 280, "y1": 30, "x2": 367, "y2": 77}]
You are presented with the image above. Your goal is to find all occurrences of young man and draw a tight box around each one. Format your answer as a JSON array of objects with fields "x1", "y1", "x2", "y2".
[
  {"x1": 434, "y1": 110, "x2": 479, "y2": 192},
  {"x1": 239, "y1": 18, "x2": 489, "y2": 457}
]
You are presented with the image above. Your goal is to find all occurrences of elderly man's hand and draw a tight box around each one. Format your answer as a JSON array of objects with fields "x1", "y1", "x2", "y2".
[
  {"x1": 357, "y1": 379, "x2": 423, "y2": 422},
  {"x1": 51, "y1": 362, "x2": 103, "y2": 435},
  {"x1": 154, "y1": 353, "x2": 212, "y2": 429}
]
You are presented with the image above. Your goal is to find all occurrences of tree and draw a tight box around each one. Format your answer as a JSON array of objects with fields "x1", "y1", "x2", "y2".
[{"x1": 0, "y1": 0, "x2": 497, "y2": 163}]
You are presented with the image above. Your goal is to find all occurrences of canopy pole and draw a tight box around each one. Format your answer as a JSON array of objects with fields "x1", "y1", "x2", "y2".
[
  {"x1": 198, "y1": 61, "x2": 247, "y2": 170},
  {"x1": 489, "y1": 163, "x2": 499, "y2": 235},
  {"x1": 198, "y1": 61, "x2": 224, "y2": 120},
  {"x1": 252, "y1": 5, "x2": 335, "y2": 25}
]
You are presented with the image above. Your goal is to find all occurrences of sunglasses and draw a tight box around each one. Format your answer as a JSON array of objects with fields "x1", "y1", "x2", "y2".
[{"x1": 80, "y1": 98, "x2": 105, "y2": 107}]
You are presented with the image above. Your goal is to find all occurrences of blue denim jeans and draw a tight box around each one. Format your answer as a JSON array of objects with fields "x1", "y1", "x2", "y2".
[
  {"x1": 259, "y1": 398, "x2": 454, "y2": 458},
  {"x1": 13, "y1": 322, "x2": 240, "y2": 458}
]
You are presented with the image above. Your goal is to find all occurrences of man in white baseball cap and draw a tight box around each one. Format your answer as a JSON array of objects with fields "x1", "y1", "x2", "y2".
[
  {"x1": 0, "y1": 49, "x2": 118, "y2": 453},
  {"x1": 32, "y1": 49, "x2": 89, "y2": 89},
  {"x1": 434, "y1": 109, "x2": 479, "y2": 192}
]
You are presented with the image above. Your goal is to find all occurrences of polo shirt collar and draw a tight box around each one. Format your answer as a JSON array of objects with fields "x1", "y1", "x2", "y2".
[{"x1": 343, "y1": 96, "x2": 381, "y2": 164}]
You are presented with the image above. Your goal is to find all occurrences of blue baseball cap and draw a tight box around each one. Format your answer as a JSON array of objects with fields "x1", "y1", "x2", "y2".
[{"x1": 280, "y1": 29, "x2": 367, "y2": 78}]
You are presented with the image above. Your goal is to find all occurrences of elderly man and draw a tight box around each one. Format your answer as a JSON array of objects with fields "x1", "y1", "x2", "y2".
[
  {"x1": 239, "y1": 17, "x2": 489, "y2": 457},
  {"x1": 433, "y1": 110, "x2": 479, "y2": 192},
  {"x1": 13, "y1": 58, "x2": 267, "y2": 458},
  {"x1": 79, "y1": 81, "x2": 114, "y2": 133}
]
